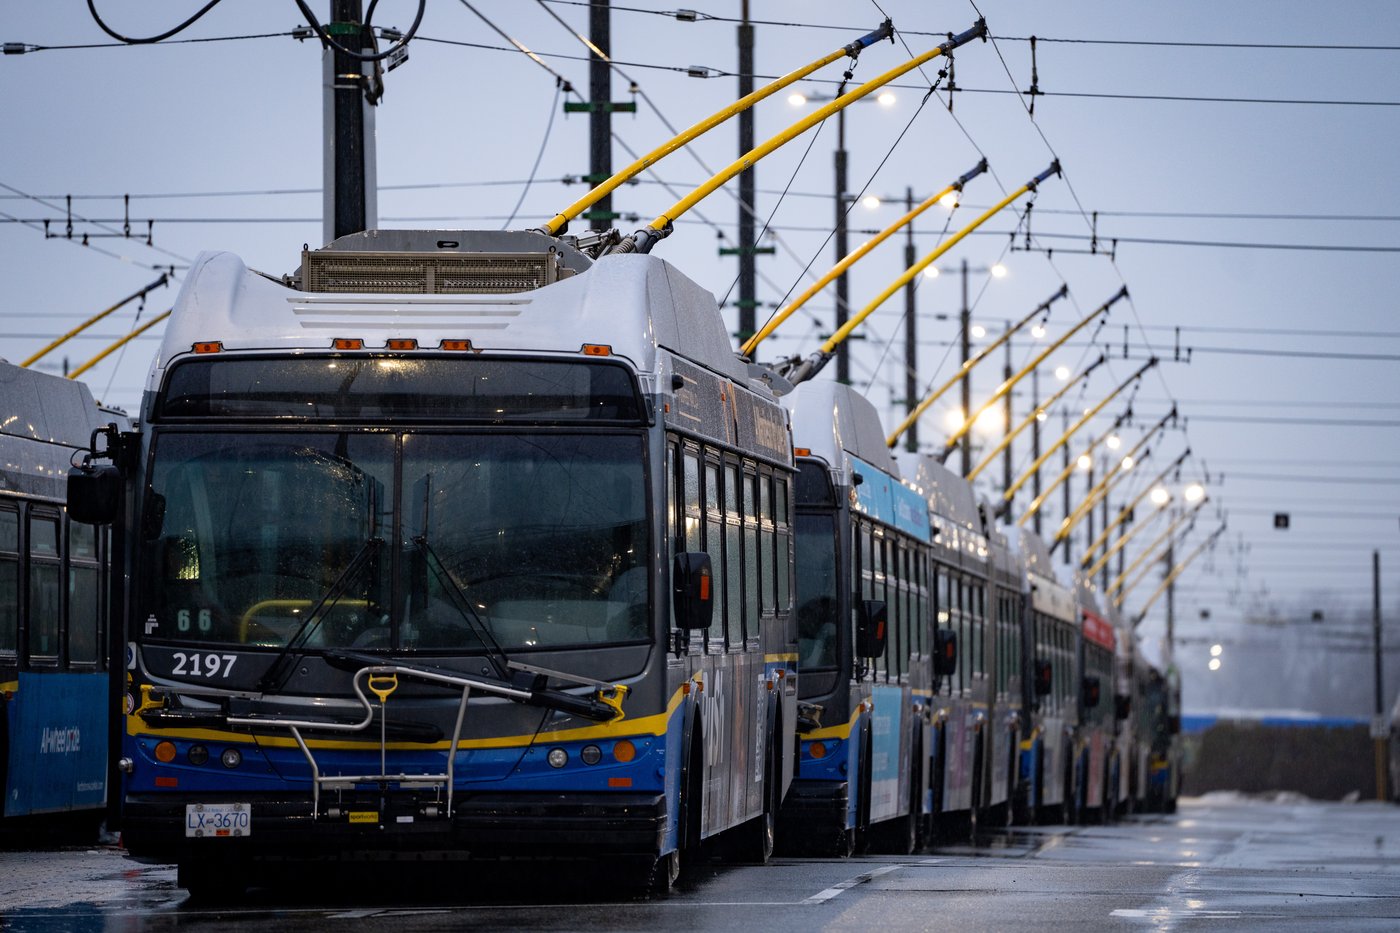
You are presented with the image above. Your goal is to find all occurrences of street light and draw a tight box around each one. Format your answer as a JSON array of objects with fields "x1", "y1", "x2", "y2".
[{"x1": 789, "y1": 87, "x2": 901, "y2": 385}]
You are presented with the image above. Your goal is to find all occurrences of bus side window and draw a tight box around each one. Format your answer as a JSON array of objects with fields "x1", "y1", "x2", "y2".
[
  {"x1": 742, "y1": 467, "x2": 758, "y2": 628},
  {"x1": 775, "y1": 475, "x2": 791, "y2": 615},
  {"x1": 68, "y1": 520, "x2": 100, "y2": 666},
  {"x1": 682, "y1": 449, "x2": 701, "y2": 552},
  {"x1": 704, "y1": 457, "x2": 724, "y2": 648},
  {"x1": 28, "y1": 511, "x2": 61, "y2": 663},
  {"x1": 0, "y1": 503, "x2": 17, "y2": 656},
  {"x1": 724, "y1": 462, "x2": 743, "y2": 642},
  {"x1": 759, "y1": 470, "x2": 774, "y2": 617}
]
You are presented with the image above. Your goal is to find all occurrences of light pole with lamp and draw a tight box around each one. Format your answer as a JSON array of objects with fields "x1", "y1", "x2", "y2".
[{"x1": 788, "y1": 86, "x2": 898, "y2": 384}]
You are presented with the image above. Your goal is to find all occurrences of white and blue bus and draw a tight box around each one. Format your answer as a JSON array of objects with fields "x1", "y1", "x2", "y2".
[
  {"x1": 1, "y1": 362, "x2": 121, "y2": 826},
  {"x1": 781, "y1": 381, "x2": 944, "y2": 855},
  {"x1": 70, "y1": 230, "x2": 797, "y2": 894}
]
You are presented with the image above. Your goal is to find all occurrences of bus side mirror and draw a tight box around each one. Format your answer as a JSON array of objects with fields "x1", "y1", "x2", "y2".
[
  {"x1": 672, "y1": 552, "x2": 714, "y2": 631},
  {"x1": 1034, "y1": 659, "x2": 1053, "y2": 697},
  {"x1": 66, "y1": 464, "x2": 122, "y2": 525},
  {"x1": 1115, "y1": 694, "x2": 1132, "y2": 720},
  {"x1": 1082, "y1": 675, "x2": 1102, "y2": 709},
  {"x1": 855, "y1": 599, "x2": 887, "y2": 658},
  {"x1": 934, "y1": 628, "x2": 957, "y2": 677}
]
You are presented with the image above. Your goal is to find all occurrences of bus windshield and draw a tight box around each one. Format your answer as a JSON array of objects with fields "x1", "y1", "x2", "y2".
[
  {"x1": 795, "y1": 511, "x2": 839, "y2": 670},
  {"x1": 140, "y1": 431, "x2": 649, "y2": 653}
]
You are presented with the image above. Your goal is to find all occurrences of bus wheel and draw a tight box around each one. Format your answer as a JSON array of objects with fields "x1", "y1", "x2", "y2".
[
  {"x1": 723, "y1": 734, "x2": 776, "y2": 864},
  {"x1": 650, "y1": 849, "x2": 681, "y2": 894}
]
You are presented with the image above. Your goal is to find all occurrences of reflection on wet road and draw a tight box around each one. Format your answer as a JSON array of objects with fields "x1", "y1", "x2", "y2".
[{"x1": 3, "y1": 794, "x2": 1399, "y2": 931}]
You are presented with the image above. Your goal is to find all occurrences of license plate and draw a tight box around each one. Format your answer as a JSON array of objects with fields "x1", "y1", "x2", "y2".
[{"x1": 185, "y1": 802, "x2": 251, "y2": 838}]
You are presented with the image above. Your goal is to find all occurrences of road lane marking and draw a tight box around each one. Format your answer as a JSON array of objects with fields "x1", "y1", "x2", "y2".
[{"x1": 804, "y1": 864, "x2": 903, "y2": 904}]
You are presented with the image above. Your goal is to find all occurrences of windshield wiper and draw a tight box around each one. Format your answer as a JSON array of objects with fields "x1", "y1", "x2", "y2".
[
  {"x1": 413, "y1": 535, "x2": 511, "y2": 679},
  {"x1": 259, "y1": 537, "x2": 383, "y2": 691}
]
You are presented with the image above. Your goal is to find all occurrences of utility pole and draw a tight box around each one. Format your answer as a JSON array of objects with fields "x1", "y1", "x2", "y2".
[
  {"x1": 1031, "y1": 368, "x2": 1042, "y2": 536},
  {"x1": 904, "y1": 186, "x2": 919, "y2": 452},
  {"x1": 959, "y1": 259, "x2": 971, "y2": 476},
  {"x1": 1060, "y1": 407, "x2": 1071, "y2": 565},
  {"x1": 736, "y1": 2, "x2": 757, "y2": 344},
  {"x1": 1002, "y1": 331, "x2": 1013, "y2": 510},
  {"x1": 1085, "y1": 459, "x2": 1096, "y2": 571},
  {"x1": 834, "y1": 109, "x2": 850, "y2": 384},
  {"x1": 324, "y1": 0, "x2": 378, "y2": 244},
  {"x1": 1374, "y1": 550, "x2": 1386, "y2": 800},
  {"x1": 1101, "y1": 488, "x2": 1112, "y2": 592},
  {"x1": 588, "y1": 0, "x2": 614, "y2": 226},
  {"x1": 1164, "y1": 538, "x2": 1176, "y2": 662}
]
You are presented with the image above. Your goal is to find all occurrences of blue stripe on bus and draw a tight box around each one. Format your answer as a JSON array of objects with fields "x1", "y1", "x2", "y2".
[{"x1": 849, "y1": 455, "x2": 932, "y2": 541}]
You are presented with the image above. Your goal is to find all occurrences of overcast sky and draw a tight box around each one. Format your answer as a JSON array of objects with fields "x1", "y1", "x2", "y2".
[{"x1": 3, "y1": 2, "x2": 1399, "y2": 694}]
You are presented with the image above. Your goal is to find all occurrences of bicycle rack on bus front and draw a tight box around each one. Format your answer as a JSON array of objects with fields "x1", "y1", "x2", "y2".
[{"x1": 223, "y1": 661, "x2": 628, "y2": 819}]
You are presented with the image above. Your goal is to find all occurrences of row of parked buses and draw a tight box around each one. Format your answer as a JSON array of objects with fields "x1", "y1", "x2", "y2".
[{"x1": 57, "y1": 225, "x2": 1179, "y2": 896}]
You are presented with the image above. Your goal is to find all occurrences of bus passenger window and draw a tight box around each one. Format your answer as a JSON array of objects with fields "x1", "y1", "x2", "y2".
[
  {"x1": 683, "y1": 451, "x2": 701, "y2": 552},
  {"x1": 743, "y1": 470, "x2": 758, "y2": 624},
  {"x1": 28, "y1": 513, "x2": 61, "y2": 660},
  {"x1": 68, "y1": 522, "x2": 100, "y2": 665},
  {"x1": 0, "y1": 504, "x2": 17, "y2": 655},
  {"x1": 725, "y1": 463, "x2": 743, "y2": 641},
  {"x1": 704, "y1": 459, "x2": 724, "y2": 645}
]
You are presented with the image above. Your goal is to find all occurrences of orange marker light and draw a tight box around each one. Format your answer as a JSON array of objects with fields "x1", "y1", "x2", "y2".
[
  {"x1": 192, "y1": 342, "x2": 223, "y2": 354},
  {"x1": 386, "y1": 338, "x2": 418, "y2": 350},
  {"x1": 580, "y1": 344, "x2": 612, "y2": 356},
  {"x1": 333, "y1": 338, "x2": 364, "y2": 350},
  {"x1": 613, "y1": 739, "x2": 637, "y2": 763},
  {"x1": 608, "y1": 777, "x2": 633, "y2": 788},
  {"x1": 154, "y1": 741, "x2": 177, "y2": 763},
  {"x1": 440, "y1": 339, "x2": 473, "y2": 351},
  {"x1": 809, "y1": 741, "x2": 827, "y2": 760},
  {"x1": 794, "y1": 447, "x2": 811, "y2": 457}
]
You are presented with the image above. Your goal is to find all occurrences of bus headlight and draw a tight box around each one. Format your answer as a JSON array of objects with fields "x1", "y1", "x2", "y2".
[
  {"x1": 220, "y1": 748, "x2": 243, "y2": 769},
  {"x1": 547, "y1": 748, "x2": 568, "y2": 769}
]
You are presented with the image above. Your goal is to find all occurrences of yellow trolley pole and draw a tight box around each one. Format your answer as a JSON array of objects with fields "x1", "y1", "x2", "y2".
[
  {"x1": 785, "y1": 161, "x2": 1060, "y2": 384},
  {"x1": 618, "y1": 20, "x2": 990, "y2": 255},
  {"x1": 938, "y1": 287, "x2": 1126, "y2": 459},
  {"x1": 1054, "y1": 405, "x2": 1178, "y2": 546},
  {"x1": 884, "y1": 284, "x2": 1069, "y2": 450},
  {"x1": 1110, "y1": 500, "x2": 1207, "y2": 602},
  {"x1": 1084, "y1": 498, "x2": 1171, "y2": 580},
  {"x1": 1130, "y1": 525, "x2": 1227, "y2": 626},
  {"x1": 536, "y1": 19, "x2": 896, "y2": 236},
  {"x1": 741, "y1": 158, "x2": 989, "y2": 358},
  {"x1": 67, "y1": 310, "x2": 171, "y2": 380},
  {"x1": 1016, "y1": 410, "x2": 1131, "y2": 528},
  {"x1": 1080, "y1": 449, "x2": 1191, "y2": 567},
  {"x1": 1003, "y1": 356, "x2": 1155, "y2": 505},
  {"x1": 21, "y1": 273, "x2": 168, "y2": 369},
  {"x1": 960, "y1": 352, "x2": 1104, "y2": 473}
]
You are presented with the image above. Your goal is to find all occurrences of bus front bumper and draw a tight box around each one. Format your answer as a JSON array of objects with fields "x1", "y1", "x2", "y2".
[{"x1": 120, "y1": 791, "x2": 669, "y2": 862}]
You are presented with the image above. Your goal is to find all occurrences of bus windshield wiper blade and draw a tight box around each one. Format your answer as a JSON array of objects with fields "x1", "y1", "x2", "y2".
[
  {"x1": 258, "y1": 537, "x2": 383, "y2": 691},
  {"x1": 414, "y1": 535, "x2": 511, "y2": 679}
]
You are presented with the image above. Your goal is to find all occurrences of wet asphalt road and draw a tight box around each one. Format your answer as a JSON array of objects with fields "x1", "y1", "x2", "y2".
[{"x1": 3, "y1": 794, "x2": 1399, "y2": 931}]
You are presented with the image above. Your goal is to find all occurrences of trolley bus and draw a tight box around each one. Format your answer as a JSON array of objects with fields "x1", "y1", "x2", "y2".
[
  {"x1": 1, "y1": 362, "x2": 120, "y2": 826},
  {"x1": 70, "y1": 230, "x2": 797, "y2": 894},
  {"x1": 1076, "y1": 584, "x2": 1116, "y2": 820},
  {"x1": 1006, "y1": 528, "x2": 1079, "y2": 823},
  {"x1": 902, "y1": 454, "x2": 998, "y2": 838},
  {"x1": 780, "y1": 381, "x2": 939, "y2": 855}
]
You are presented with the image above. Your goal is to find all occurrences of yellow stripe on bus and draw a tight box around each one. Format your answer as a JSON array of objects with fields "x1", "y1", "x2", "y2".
[{"x1": 127, "y1": 683, "x2": 691, "y2": 751}]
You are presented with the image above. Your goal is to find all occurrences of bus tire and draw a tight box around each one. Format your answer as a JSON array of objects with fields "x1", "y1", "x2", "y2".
[
  {"x1": 853, "y1": 722, "x2": 874, "y2": 855},
  {"x1": 723, "y1": 718, "x2": 777, "y2": 864}
]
